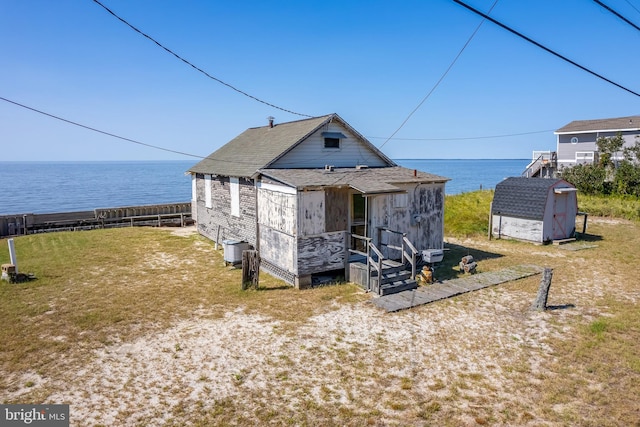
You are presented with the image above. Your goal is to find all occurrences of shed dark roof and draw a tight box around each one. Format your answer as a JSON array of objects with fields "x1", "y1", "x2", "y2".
[
  {"x1": 188, "y1": 113, "x2": 394, "y2": 177},
  {"x1": 260, "y1": 166, "x2": 449, "y2": 194},
  {"x1": 555, "y1": 115, "x2": 640, "y2": 134},
  {"x1": 492, "y1": 177, "x2": 569, "y2": 220}
]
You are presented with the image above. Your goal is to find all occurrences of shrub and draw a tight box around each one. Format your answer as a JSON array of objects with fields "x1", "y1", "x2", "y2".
[{"x1": 561, "y1": 164, "x2": 610, "y2": 195}]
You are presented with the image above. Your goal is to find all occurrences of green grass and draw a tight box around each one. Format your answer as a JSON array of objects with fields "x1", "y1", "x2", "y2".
[
  {"x1": 444, "y1": 190, "x2": 493, "y2": 237},
  {"x1": 577, "y1": 194, "x2": 640, "y2": 221},
  {"x1": 444, "y1": 190, "x2": 640, "y2": 239},
  {"x1": 0, "y1": 228, "x2": 366, "y2": 374},
  {"x1": 1, "y1": 215, "x2": 639, "y2": 426}
]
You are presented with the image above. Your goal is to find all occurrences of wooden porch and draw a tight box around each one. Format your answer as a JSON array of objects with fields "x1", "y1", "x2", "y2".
[{"x1": 347, "y1": 228, "x2": 420, "y2": 296}]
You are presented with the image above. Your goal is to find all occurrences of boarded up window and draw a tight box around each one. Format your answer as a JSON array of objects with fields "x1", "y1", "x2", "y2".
[
  {"x1": 393, "y1": 193, "x2": 408, "y2": 208},
  {"x1": 205, "y1": 175, "x2": 212, "y2": 208},
  {"x1": 230, "y1": 177, "x2": 240, "y2": 217}
]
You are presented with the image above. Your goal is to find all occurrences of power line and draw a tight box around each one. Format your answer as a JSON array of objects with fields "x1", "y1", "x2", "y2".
[
  {"x1": 379, "y1": 0, "x2": 500, "y2": 149},
  {"x1": 0, "y1": 96, "x2": 354, "y2": 166},
  {"x1": 624, "y1": 0, "x2": 640, "y2": 16},
  {"x1": 369, "y1": 128, "x2": 555, "y2": 141},
  {"x1": 1, "y1": 94, "x2": 558, "y2": 163},
  {"x1": 593, "y1": 0, "x2": 640, "y2": 32},
  {"x1": 0, "y1": 96, "x2": 206, "y2": 159},
  {"x1": 91, "y1": 0, "x2": 313, "y2": 118},
  {"x1": 452, "y1": 0, "x2": 640, "y2": 98}
]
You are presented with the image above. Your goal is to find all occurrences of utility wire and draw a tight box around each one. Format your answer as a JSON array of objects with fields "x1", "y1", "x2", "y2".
[
  {"x1": 0, "y1": 96, "x2": 206, "y2": 159},
  {"x1": 2, "y1": 95, "x2": 560, "y2": 163},
  {"x1": 369, "y1": 128, "x2": 553, "y2": 141},
  {"x1": 91, "y1": 0, "x2": 313, "y2": 118},
  {"x1": 453, "y1": 0, "x2": 640, "y2": 98},
  {"x1": 624, "y1": 0, "x2": 640, "y2": 16},
  {"x1": 593, "y1": 0, "x2": 640, "y2": 32},
  {"x1": 378, "y1": 0, "x2": 499, "y2": 149}
]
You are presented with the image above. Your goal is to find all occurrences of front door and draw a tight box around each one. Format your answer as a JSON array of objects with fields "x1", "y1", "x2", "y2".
[{"x1": 350, "y1": 193, "x2": 367, "y2": 251}]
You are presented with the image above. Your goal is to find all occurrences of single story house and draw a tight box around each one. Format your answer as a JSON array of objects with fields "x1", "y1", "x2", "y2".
[
  {"x1": 491, "y1": 177, "x2": 578, "y2": 244},
  {"x1": 555, "y1": 115, "x2": 640, "y2": 167},
  {"x1": 188, "y1": 114, "x2": 449, "y2": 289}
]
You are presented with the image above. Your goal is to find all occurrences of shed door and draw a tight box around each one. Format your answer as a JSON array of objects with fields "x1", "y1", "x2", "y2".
[{"x1": 552, "y1": 193, "x2": 569, "y2": 239}]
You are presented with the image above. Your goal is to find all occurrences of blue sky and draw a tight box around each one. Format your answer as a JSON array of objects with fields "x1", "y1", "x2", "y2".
[{"x1": 1, "y1": 0, "x2": 639, "y2": 161}]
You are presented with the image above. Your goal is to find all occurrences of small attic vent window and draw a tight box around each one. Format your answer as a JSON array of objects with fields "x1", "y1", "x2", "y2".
[{"x1": 322, "y1": 132, "x2": 346, "y2": 149}]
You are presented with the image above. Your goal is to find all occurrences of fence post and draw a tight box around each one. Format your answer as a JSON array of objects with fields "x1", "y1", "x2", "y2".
[
  {"x1": 532, "y1": 268, "x2": 553, "y2": 311},
  {"x1": 242, "y1": 250, "x2": 260, "y2": 290}
]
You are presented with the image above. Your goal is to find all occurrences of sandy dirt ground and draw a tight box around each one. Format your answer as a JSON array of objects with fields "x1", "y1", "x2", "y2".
[{"x1": 3, "y1": 222, "x2": 638, "y2": 426}]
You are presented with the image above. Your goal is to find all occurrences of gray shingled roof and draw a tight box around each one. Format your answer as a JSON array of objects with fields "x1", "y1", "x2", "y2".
[
  {"x1": 188, "y1": 113, "x2": 394, "y2": 177},
  {"x1": 492, "y1": 177, "x2": 568, "y2": 220},
  {"x1": 260, "y1": 166, "x2": 449, "y2": 194},
  {"x1": 555, "y1": 115, "x2": 640, "y2": 134}
]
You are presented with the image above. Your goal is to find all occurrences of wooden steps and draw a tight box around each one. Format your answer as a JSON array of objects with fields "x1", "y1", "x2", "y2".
[{"x1": 350, "y1": 261, "x2": 417, "y2": 295}]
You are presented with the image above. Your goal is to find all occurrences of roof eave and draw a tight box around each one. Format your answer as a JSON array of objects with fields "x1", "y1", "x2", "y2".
[{"x1": 555, "y1": 127, "x2": 640, "y2": 135}]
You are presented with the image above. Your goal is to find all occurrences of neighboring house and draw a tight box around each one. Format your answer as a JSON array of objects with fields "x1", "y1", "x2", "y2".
[
  {"x1": 188, "y1": 114, "x2": 449, "y2": 291},
  {"x1": 524, "y1": 115, "x2": 640, "y2": 177},
  {"x1": 555, "y1": 115, "x2": 640, "y2": 168},
  {"x1": 491, "y1": 177, "x2": 578, "y2": 244}
]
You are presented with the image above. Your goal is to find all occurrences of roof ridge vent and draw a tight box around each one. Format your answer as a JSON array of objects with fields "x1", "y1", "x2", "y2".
[{"x1": 325, "y1": 165, "x2": 335, "y2": 172}]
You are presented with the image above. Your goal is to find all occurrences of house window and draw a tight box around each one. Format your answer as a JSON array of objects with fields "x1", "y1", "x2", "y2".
[
  {"x1": 205, "y1": 175, "x2": 212, "y2": 208},
  {"x1": 324, "y1": 137, "x2": 340, "y2": 148},
  {"x1": 230, "y1": 177, "x2": 240, "y2": 217},
  {"x1": 322, "y1": 131, "x2": 347, "y2": 149}
]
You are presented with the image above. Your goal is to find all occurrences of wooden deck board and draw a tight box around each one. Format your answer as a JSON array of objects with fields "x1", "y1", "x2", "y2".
[{"x1": 371, "y1": 264, "x2": 543, "y2": 312}]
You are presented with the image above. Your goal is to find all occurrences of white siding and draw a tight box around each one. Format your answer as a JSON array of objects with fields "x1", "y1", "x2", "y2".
[
  {"x1": 298, "y1": 190, "x2": 325, "y2": 236},
  {"x1": 259, "y1": 227, "x2": 296, "y2": 274},
  {"x1": 270, "y1": 123, "x2": 389, "y2": 168},
  {"x1": 368, "y1": 183, "x2": 445, "y2": 251},
  {"x1": 492, "y1": 215, "x2": 543, "y2": 243},
  {"x1": 257, "y1": 188, "x2": 297, "y2": 235}
]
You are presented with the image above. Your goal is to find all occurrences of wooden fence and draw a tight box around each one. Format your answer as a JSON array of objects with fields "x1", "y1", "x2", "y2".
[{"x1": 0, "y1": 202, "x2": 192, "y2": 237}]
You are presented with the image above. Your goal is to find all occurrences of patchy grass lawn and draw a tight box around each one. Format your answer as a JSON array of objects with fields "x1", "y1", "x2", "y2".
[{"x1": 1, "y1": 222, "x2": 638, "y2": 426}]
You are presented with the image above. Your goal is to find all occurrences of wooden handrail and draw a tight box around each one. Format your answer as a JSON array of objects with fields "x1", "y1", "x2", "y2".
[{"x1": 402, "y1": 235, "x2": 418, "y2": 279}]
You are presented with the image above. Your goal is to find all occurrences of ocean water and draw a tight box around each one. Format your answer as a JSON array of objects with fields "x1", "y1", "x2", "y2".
[
  {"x1": 0, "y1": 161, "x2": 194, "y2": 215},
  {"x1": 0, "y1": 159, "x2": 528, "y2": 215},
  {"x1": 395, "y1": 159, "x2": 529, "y2": 194}
]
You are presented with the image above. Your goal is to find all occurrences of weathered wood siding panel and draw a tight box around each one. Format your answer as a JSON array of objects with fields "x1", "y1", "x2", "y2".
[
  {"x1": 195, "y1": 175, "x2": 257, "y2": 246},
  {"x1": 369, "y1": 183, "x2": 445, "y2": 251},
  {"x1": 270, "y1": 123, "x2": 389, "y2": 168},
  {"x1": 325, "y1": 187, "x2": 349, "y2": 232},
  {"x1": 298, "y1": 190, "x2": 325, "y2": 236},
  {"x1": 492, "y1": 215, "x2": 543, "y2": 242},
  {"x1": 297, "y1": 231, "x2": 346, "y2": 275},
  {"x1": 259, "y1": 226, "x2": 296, "y2": 273},
  {"x1": 257, "y1": 188, "x2": 296, "y2": 235}
]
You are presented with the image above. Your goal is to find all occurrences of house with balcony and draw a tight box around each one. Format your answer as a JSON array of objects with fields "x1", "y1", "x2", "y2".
[{"x1": 523, "y1": 115, "x2": 640, "y2": 177}]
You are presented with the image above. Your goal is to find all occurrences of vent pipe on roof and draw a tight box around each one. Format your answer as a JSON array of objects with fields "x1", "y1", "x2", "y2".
[{"x1": 267, "y1": 116, "x2": 275, "y2": 128}]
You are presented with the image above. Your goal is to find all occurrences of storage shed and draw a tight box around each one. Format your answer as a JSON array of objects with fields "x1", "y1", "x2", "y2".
[{"x1": 491, "y1": 177, "x2": 578, "y2": 244}]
